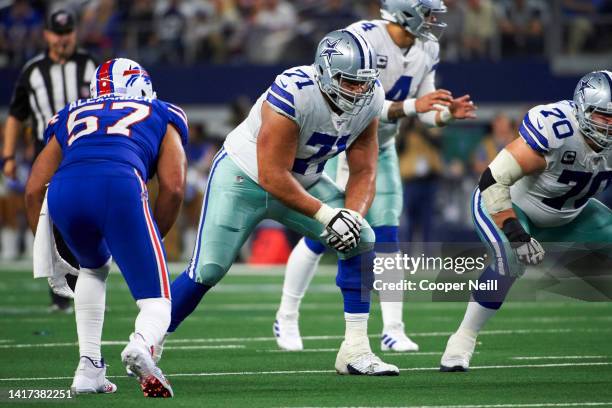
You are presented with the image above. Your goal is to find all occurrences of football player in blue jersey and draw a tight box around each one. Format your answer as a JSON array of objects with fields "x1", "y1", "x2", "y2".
[{"x1": 24, "y1": 58, "x2": 188, "y2": 398}]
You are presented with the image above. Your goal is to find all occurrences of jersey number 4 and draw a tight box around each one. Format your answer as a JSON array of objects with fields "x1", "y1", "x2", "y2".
[
  {"x1": 543, "y1": 170, "x2": 612, "y2": 210},
  {"x1": 66, "y1": 102, "x2": 151, "y2": 146}
]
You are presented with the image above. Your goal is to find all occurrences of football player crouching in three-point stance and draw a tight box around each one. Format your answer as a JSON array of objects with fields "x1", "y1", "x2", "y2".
[
  {"x1": 441, "y1": 70, "x2": 612, "y2": 372},
  {"x1": 274, "y1": 0, "x2": 477, "y2": 353},
  {"x1": 164, "y1": 29, "x2": 400, "y2": 375}
]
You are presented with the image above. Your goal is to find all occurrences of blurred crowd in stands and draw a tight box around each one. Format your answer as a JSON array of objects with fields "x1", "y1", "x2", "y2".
[{"x1": 1, "y1": 0, "x2": 612, "y2": 68}]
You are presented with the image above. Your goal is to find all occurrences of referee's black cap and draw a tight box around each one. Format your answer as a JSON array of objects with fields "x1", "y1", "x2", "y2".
[{"x1": 46, "y1": 9, "x2": 76, "y2": 34}]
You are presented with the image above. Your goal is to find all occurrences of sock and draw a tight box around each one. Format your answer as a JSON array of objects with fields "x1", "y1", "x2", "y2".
[
  {"x1": 168, "y1": 270, "x2": 211, "y2": 333},
  {"x1": 341, "y1": 288, "x2": 370, "y2": 313},
  {"x1": 181, "y1": 228, "x2": 197, "y2": 261},
  {"x1": 338, "y1": 251, "x2": 374, "y2": 314},
  {"x1": 74, "y1": 264, "x2": 110, "y2": 361},
  {"x1": 458, "y1": 301, "x2": 497, "y2": 334},
  {"x1": 135, "y1": 297, "x2": 171, "y2": 348},
  {"x1": 344, "y1": 312, "x2": 369, "y2": 347},
  {"x1": 278, "y1": 238, "x2": 323, "y2": 319},
  {"x1": 1, "y1": 228, "x2": 19, "y2": 260},
  {"x1": 377, "y1": 252, "x2": 404, "y2": 329}
]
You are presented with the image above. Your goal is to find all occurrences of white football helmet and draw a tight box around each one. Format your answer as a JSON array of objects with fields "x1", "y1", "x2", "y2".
[
  {"x1": 573, "y1": 70, "x2": 612, "y2": 150},
  {"x1": 381, "y1": 0, "x2": 447, "y2": 42},
  {"x1": 90, "y1": 58, "x2": 156, "y2": 99}
]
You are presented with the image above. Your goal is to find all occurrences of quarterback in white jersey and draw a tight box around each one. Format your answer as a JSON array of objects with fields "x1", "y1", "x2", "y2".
[
  {"x1": 441, "y1": 71, "x2": 612, "y2": 372},
  {"x1": 274, "y1": 0, "x2": 477, "y2": 354},
  {"x1": 166, "y1": 30, "x2": 401, "y2": 376}
]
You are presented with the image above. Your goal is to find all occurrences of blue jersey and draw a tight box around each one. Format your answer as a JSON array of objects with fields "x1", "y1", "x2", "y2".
[{"x1": 45, "y1": 94, "x2": 189, "y2": 180}]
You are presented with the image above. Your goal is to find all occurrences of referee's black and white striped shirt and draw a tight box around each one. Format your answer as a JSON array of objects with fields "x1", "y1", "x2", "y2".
[{"x1": 8, "y1": 49, "x2": 97, "y2": 151}]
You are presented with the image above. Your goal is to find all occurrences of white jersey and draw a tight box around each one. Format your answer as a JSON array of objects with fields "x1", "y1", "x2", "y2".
[
  {"x1": 347, "y1": 19, "x2": 440, "y2": 148},
  {"x1": 511, "y1": 100, "x2": 612, "y2": 228},
  {"x1": 224, "y1": 65, "x2": 385, "y2": 189}
]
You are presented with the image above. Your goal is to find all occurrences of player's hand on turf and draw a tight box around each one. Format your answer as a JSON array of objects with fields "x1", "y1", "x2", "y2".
[
  {"x1": 449, "y1": 95, "x2": 477, "y2": 120},
  {"x1": 415, "y1": 89, "x2": 453, "y2": 113},
  {"x1": 513, "y1": 238, "x2": 545, "y2": 266},
  {"x1": 314, "y1": 205, "x2": 363, "y2": 253}
]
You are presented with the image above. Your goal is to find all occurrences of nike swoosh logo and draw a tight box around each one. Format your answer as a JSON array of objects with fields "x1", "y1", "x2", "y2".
[
  {"x1": 536, "y1": 118, "x2": 544, "y2": 130},
  {"x1": 279, "y1": 79, "x2": 288, "y2": 88}
]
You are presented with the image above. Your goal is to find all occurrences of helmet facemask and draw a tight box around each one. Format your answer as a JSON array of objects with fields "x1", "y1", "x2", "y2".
[
  {"x1": 381, "y1": 1, "x2": 448, "y2": 42},
  {"x1": 321, "y1": 63, "x2": 378, "y2": 115},
  {"x1": 578, "y1": 105, "x2": 612, "y2": 150},
  {"x1": 573, "y1": 71, "x2": 612, "y2": 151}
]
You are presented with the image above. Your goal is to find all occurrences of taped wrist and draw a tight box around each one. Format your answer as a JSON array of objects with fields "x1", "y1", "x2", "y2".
[
  {"x1": 502, "y1": 218, "x2": 531, "y2": 247},
  {"x1": 380, "y1": 100, "x2": 393, "y2": 122}
]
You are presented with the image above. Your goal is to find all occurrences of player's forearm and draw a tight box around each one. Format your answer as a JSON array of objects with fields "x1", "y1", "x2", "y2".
[
  {"x1": 344, "y1": 167, "x2": 376, "y2": 217},
  {"x1": 384, "y1": 101, "x2": 407, "y2": 121},
  {"x1": 154, "y1": 186, "x2": 184, "y2": 238},
  {"x1": 24, "y1": 183, "x2": 45, "y2": 233},
  {"x1": 259, "y1": 169, "x2": 322, "y2": 217},
  {"x1": 3, "y1": 116, "x2": 22, "y2": 157}
]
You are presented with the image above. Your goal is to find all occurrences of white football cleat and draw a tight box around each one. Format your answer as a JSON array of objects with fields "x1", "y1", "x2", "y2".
[
  {"x1": 273, "y1": 313, "x2": 303, "y2": 351},
  {"x1": 335, "y1": 340, "x2": 399, "y2": 376},
  {"x1": 440, "y1": 328, "x2": 477, "y2": 372},
  {"x1": 121, "y1": 333, "x2": 173, "y2": 398},
  {"x1": 126, "y1": 335, "x2": 165, "y2": 377},
  {"x1": 381, "y1": 323, "x2": 420, "y2": 352},
  {"x1": 71, "y1": 356, "x2": 117, "y2": 394}
]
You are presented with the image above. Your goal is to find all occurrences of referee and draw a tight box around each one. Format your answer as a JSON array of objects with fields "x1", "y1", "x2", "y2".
[{"x1": 2, "y1": 8, "x2": 97, "y2": 312}]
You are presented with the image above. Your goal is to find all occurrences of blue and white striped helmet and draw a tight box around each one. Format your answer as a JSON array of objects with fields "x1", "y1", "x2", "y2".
[
  {"x1": 314, "y1": 29, "x2": 379, "y2": 115},
  {"x1": 574, "y1": 70, "x2": 612, "y2": 150},
  {"x1": 381, "y1": 0, "x2": 447, "y2": 42}
]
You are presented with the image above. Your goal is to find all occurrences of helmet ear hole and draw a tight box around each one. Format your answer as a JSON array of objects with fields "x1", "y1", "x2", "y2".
[{"x1": 141, "y1": 90, "x2": 146, "y2": 97}]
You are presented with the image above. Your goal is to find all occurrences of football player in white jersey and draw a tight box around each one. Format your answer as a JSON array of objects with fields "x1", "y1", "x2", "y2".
[
  {"x1": 441, "y1": 70, "x2": 612, "y2": 371},
  {"x1": 274, "y1": 0, "x2": 477, "y2": 352},
  {"x1": 165, "y1": 30, "x2": 400, "y2": 375}
]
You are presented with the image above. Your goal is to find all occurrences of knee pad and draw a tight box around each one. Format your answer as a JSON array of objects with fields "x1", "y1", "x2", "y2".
[
  {"x1": 194, "y1": 263, "x2": 228, "y2": 286},
  {"x1": 304, "y1": 237, "x2": 326, "y2": 255},
  {"x1": 372, "y1": 225, "x2": 399, "y2": 253}
]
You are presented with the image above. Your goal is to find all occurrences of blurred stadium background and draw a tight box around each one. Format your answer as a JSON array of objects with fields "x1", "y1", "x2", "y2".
[{"x1": 0, "y1": 0, "x2": 611, "y2": 265}]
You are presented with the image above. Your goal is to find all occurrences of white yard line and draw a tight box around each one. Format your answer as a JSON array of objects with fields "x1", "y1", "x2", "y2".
[
  {"x1": 511, "y1": 356, "x2": 609, "y2": 360},
  {"x1": 1, "y1": 327, "x2": 609, "y2": 350},
  {"x1": 294, "y1": 403, "x2": 612, "y2": 408},
  {"x1": 0, "y1": 361, "x2": 611, "y2": 382}
]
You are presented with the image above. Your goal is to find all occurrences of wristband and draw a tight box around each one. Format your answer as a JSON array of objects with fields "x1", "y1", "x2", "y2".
[
  {"x1": 313, "y1": 203, "x2": 335, "y2": 226},
  {"x1": 501, "y1": 218, "x2": 531, "y2": 247},
  {"x1": 2, "y1": 155, "x2": 15, "y2": 163},
  {"x1": 402, "y1": 98, "x2": 417, "y2": 116},
  {"x1": 439, "y1": 109, "x2": 454, "y2": 124}
]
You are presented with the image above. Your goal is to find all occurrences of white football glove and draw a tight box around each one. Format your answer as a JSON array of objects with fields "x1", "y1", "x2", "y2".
[
  {"x1": 502, "y1": 218, "x2": 545, "y2": 268},
  {"x1": 314, "y1": 204, "x2": 363, "y2": 253},
  {"x1": 513, "y1": 238, "x2": 545, "y2": 266}
]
